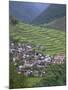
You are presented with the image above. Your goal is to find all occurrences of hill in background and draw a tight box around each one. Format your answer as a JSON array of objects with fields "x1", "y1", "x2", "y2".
[
  {"x1": 31, "y1": 4, "x2": 66, "y2": 25},
  {"x1": 41, "y1": 16, "x2": 66, "y2": 31},
  {"x1": 9, "y1": 2, "x2": 66, "y2": 31},
  {"x1": 9, "y1": 1, "x2": 49, "y2": 23}
]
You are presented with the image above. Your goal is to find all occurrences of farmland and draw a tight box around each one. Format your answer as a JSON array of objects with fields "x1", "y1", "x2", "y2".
[
  {"x1": 10, "y1": 22, "x2": 65, "y2": 55},
  {"x1": 9, "y1": 21, "x2": 66, "y2": 88}
]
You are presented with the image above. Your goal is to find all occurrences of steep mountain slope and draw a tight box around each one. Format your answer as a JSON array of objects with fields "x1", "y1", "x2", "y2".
[
  {"x1": 42, "y1": 16, "x2": 66, "y2": 31},
  {"x1": 31, "y1": 4, "x2": 66, "y2": 24},
  {"x1": 9, "y1": 1, "x2": 49, "y2": 23}
]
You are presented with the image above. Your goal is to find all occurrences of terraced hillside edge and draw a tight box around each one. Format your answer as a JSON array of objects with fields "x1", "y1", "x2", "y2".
[
  {"x1": 10, "y1": 22, "x2": 65, "y2": 55},
  {"x1": 41, "y1": 16, "x2": 66, "y2": 31}
]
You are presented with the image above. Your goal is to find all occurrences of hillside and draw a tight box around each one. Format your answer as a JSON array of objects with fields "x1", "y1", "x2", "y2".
[
  {"x1": 9, "y1": 2, "x2": 66, "y2": 25},
  {"x1": 10, "y1": 22, "x2": 65, "y2": 55},
  {"x1": 9, "y1": 1, "x2": 49, "y2": 23},
  {"x1": 10, "y1": 21, "x2": 66, "y2": 88},
  {"x1": 31, "y1": 4, "x2": 66, "y2": 25},
  {"x1": 41, "y1": 16, "x2": 66, "y2": 31}
]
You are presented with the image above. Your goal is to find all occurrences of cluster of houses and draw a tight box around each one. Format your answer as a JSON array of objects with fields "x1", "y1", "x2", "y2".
[{"x1": 10, "y1": 41, "x2": 65, "y2": 77}]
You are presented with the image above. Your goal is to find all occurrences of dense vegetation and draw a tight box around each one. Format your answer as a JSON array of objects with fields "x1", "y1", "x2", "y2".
[
  {"x1": 10, "y1": 64, "x2": 42, "y2": 88},
  {"x1": 33, "y1": 62, "x2": 66, "y2": 87},
  {"x1": 10, "y1": 61, "x2": 66, "y2": 88},
  {"x1": 9, "y1": 19, "x2": 66, "y2": 88},
  {"x1": 9, "y1": 15, "x2": 19, "y2": 25}
]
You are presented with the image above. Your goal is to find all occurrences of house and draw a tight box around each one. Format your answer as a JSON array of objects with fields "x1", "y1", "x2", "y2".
[
  {"x1": 18, "y1": 72, "x2": 21, "y2": 74},
  {"x1": 10, "y1": 48, "x2": 15, "y2": 54},
  {"x1": 40, "y1": 56, "x2": 45, "y2": 60},
  {"x1": 18, "y1": 47, "x2": 23, "y2": 53},
  {"x1": 10, "y1": 42, "x2": 15, "y2": 48},
  {"x1": 36, "y1": 64, "x2": 45, "y2": 68},
  {"x1": 52, "y1": 54, "x2": 65, "y2": 64},
  {"x1": 13, "y1": 57, "x2": 16, "y2": 63},
  {"x1": 24, "y1": 63, "x2": 33, "y2": 67},
  {"x1": 44, "y1": 55, "x2": 52, "y2": 63},
  {"x1": 26, "y1": 54, "x2": 30, "y2": 58},
  {"x1": 18, "y1": 43, "x2": 21, "y2": 47},
  {"x1": 14, "y1": 62, "x2": 17, "y2": 66},
  {"x1": 22, "y1": 54, "x2": 26, "y2": 59},
  {"x1": 18, "y1": 65, "x2": 24, "y2": 71},
  {"x1": 24, "y1": 70, "x2": 33, "y2": 76},
  {"x1": 10, "y1": 41, "x2": 65, "y2": 77},
  {"x1": 26, "y1": 45, "x2": 32, "y2": 51}
]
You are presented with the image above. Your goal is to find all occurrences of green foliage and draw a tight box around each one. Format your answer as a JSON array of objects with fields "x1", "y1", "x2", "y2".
[
  {"x1": 9, "y1": 64, "x2": 42, "y2": 88},
  {"x1": 10, "y1": 16, "x2": 18, "y2": 25},
  {"x1": 10, "y1": 62, "x2": 66, "y2": 88},
  {"x1": 35, "y1": 63, "x2": 66, "y2": 87},
  {"x1": 9, "y1": 64, "x2": 28, "y2": 88}
]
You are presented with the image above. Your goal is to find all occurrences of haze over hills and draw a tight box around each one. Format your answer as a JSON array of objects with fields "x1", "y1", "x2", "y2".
[
  {"x1": 31, "y1": 4, "x2": 66, "y2": 25},
  {"x1": 43, "y1": 16, "x2": 66, "y2": 31},
  {"x1": 9, "y1": 1, "x2": 49, "y2": 23},
  {"x1": 9, "y1": 1, "x2": 66, "y2": 24},
  {"x1": 9, "y1": 1, "x2": 66, "y2": 30}
]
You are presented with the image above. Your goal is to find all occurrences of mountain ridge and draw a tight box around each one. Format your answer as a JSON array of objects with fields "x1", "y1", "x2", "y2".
[
  {"x1": 40, "y1": 16, "x2": 66, "y2": 31},
  {"x1": 31, "y1": 4, "x2": 66, "y2": 25},
  {"x1": 9, "y1": 1, "x2": 49, "y2": 23}
]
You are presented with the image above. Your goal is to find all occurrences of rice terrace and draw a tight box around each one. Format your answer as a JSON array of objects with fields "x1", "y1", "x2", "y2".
[{"x1": 9, "y1": 1, "x2": 66, "y2": 89}]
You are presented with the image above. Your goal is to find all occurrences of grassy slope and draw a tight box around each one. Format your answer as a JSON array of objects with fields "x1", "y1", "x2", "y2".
[
  {"x1": 10, "y1": 22, "x2": 65, "y2": 55},
  {"x1": 31, "y1": 4, "x2": 66, "y2": 24},
  {"x1": 43, "y1": 16, "x2": 66, "y2": 31}
]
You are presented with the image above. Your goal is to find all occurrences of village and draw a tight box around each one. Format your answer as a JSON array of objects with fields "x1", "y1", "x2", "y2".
[{"x1": 10, "y1": 41, "x2": 65, "y2": 77}]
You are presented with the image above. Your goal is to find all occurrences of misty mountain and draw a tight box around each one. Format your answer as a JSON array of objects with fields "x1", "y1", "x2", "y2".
[
  {"x1": 9, "y1": 1, "x2": 49, "y2": 23},
  {"x1": 31, "y1": 4, "x2": 66, "y2": 24},
  {"x1": 42, "y1": 16, "x2": 66, "y2": 31}
]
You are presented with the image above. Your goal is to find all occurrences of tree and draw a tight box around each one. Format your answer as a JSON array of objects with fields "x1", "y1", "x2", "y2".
[
  {"x1": 10, "y1": 15, "x2": 18, "y2": 25},
  {"x1": 9, "y1": 64, "x2": 28, "y2": 89},
  {"x1": 41, "y1": 63, "x2": 66, "y2": 86},
  {"x1": 34, "y1": 62, "x2": 66, "y2": 87}
]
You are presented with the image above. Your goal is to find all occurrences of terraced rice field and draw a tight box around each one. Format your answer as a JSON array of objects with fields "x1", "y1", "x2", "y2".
[{"x1": 10, "y1": 22, "x2": 65, "y2": 55}]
